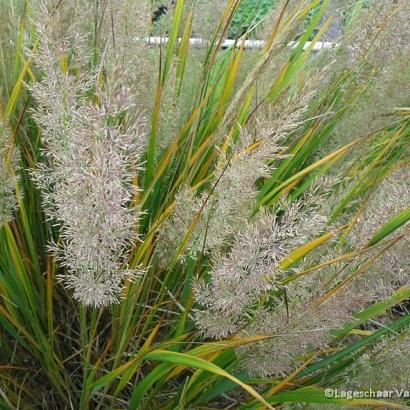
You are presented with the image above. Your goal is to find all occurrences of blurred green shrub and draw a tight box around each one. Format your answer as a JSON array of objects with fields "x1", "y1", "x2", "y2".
[{"x1": 229, "y1": 0, "x2": 277, "y2": 37}]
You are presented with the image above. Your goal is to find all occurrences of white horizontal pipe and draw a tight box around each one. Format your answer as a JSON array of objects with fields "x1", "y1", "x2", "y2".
[{"x1": 144, "y1": 36, "x2": 336, "y2": 51}]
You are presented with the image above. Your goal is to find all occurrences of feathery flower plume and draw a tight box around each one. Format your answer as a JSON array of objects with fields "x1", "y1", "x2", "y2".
[
  {"x1": 237, "y1": 168, "x2": 410, "y2": 377},
  {"x1": 96, "y1": 0, "x2": 152, "y2": 97},
  {"x1": 237, "y1": 249, "x2": 370, "y2": 377},
  {"x1": 156, "y1": 151, "x2": 270, "y2": 268},
  {"x1": 156, "y1": 73, "x2": 320, "y2": 267},
  {"x1": 28, "y1": 3, "x2": 146, "y2": 306},
  {"x1": 193, "y1": 164, "x2": 404, "y2": 378},
  {"x1": 344, "y1": 331, "x2": 410, "y2": 401},
  {"x1": 193, "y1": 177, "x2": 337, "y2": 365},
  {"x1": 345, "y1": 330, "x2": 410, "y2": 390},
  {"x1": 348, "y1": 167, "x2": 410, "y2": 299},
  {"x1": 352, "y1": 168, "x2": 410, "y2": 245},
  {"x1": 0, "y1": 119, "x2": 20, "y2": 225}
]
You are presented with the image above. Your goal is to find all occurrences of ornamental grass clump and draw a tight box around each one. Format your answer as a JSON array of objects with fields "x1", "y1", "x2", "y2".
[{"x1": 0, "y1": 0, "x2": 409, "y2": 409}]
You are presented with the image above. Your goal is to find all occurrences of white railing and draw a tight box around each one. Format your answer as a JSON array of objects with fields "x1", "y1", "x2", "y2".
[{"x1": 144, "y1": 36, "x2": 336, "y2": 51}]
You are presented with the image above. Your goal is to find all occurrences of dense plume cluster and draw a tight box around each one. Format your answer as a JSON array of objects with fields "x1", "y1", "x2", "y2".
[
  {"x1": 156, "y1": 151, "x2": 270, "y2": 267},
  {"x1": 193, "y1": 163, "x2": 410, "y2": 377},
  {"x1": 0, "y1": 120, "x2": 20, "y2": 225},
  {"x1": 28, "y1": 3, "x2": 147, "y2": 306},
  {"x1": 224, "y1": 4, "x2": 410, "y2": 376},
  {"x1": 1, "y1": 0, "x2": 410, "y2": 408},
  {"x1": 193, "y1": 178, "x2": 339, "y2": 372},
  {"x1": 238, "y1": 167, "x2": 410, "y2": 376}
]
